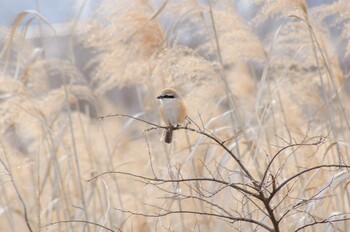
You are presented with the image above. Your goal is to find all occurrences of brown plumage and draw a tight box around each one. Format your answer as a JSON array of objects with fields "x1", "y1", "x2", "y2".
[{"x1": 157, "y1": 88, "x2": 187, "y2": 143}]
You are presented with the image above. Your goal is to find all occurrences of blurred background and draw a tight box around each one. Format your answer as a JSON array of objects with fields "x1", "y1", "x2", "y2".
[{"x1": 0, "y1": 0, "x2": 349, "y2": 231}]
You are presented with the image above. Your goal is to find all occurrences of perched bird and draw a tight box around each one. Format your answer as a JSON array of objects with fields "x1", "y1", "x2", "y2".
[{"x1": 157, "y1": 88, "x2": 187, "y2": 143}]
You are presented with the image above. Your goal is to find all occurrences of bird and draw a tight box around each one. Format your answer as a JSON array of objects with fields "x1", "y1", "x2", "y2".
[{"x1": 157, "y1": 88, "x2": 187, "y2": 143}]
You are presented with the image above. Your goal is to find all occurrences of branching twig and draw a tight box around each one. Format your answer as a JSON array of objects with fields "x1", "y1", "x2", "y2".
[
  {"x1": 97, "y1": 113, "x2": 256, "y2": 185},
  {"x1": 261, "y1": 137, "x2": 324, "y2": 188},
  {"x1": 271, "y1": 164, "x2": 350, "y2": 200},
  {"x1": 88, "y1": 171, "x2": 260, "y2": 199},
  {"x1": 116, "y1": 208, "x2": 274, "y2": 232},
  {"x1": 294, "y1": 214, "x2": 350, "y2": 232},
  {"x1": 97, "y1": 113, "x2": 350, "y2": 232}
]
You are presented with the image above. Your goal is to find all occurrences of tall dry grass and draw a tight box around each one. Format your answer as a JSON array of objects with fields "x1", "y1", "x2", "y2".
[{"x1": 0, "y1": 0, "x2": 350, "y2": 231}]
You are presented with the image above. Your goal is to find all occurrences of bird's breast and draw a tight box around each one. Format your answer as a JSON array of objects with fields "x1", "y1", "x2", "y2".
[{"x1": 160, "y1": 99, "x2": 186, "y2": 126}]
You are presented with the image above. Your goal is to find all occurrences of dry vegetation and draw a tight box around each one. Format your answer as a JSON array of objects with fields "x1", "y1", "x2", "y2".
[{"x1": 1, "y1": 0, "x2": 350, "y2": 231}]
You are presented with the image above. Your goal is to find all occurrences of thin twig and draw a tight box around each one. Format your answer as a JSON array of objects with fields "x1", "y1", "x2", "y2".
[
  {"x1": 88, "y1": 171, "x2": 260, "y2": 199},
  {"x1": 260, "y1": 137, "x2": 324, "y2": 188},
  {"x1": 294, "y1": 214, "x2": 350, "y2": 232},
  {"x1": 42, "y1": 220, "x2": 117, "y2": 232},
  {"x1": 116, "y1": 208, "x2": 273, "y2": 232},
  {"x1": 97, "y1": 113, "x2": 166, "y2": 129},
  {"x1": 271, "y1": 164, "x2": 350, "y2": 200},
  {"x1": 144, "y1": 133, "x2": 158, "y2": 178}
]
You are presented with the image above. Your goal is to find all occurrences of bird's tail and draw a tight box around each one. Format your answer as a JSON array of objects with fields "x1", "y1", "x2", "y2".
[{"x1": 164, "y1": 127, "x2": 173, "y2": 144}]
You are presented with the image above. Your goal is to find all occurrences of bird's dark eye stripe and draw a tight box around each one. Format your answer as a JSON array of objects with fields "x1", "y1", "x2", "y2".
[{"x1": 162, "y1": 95, "x2": 175, "y2": 99}]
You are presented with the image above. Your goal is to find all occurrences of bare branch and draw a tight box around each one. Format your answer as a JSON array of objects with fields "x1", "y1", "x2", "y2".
[
  {"x1": 97, "y1": 113, "x2": 166, "y2": 129},
  {"x1": 261, "y1": 137, "x2": 324, "y2": 188},
  {"x1": 42, "y1": 220, "x2": 117, "y2": 232},
  {"x1": 95, "y1": 113, "x2": 350, "y2": 232},
  {"x1": 116, "y1": 208, "x2": 274, "y2": 232},
  {"x1": 97, "y1": 113, "x2": 256, "y2": 185},
  {"x1": 271, "y1": 164, "x2": 350, "y2": 200},
  {"x1": 87, "y1": 171, "x2": 260, "y2": 199},
  {"x1": 294, "y1": 214, "x2": 350, "y2": 232}
]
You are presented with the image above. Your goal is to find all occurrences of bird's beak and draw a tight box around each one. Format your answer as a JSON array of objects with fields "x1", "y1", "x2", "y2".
[{"x1": 157, "y1": 95, "x2": 162, "y2": 99}]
